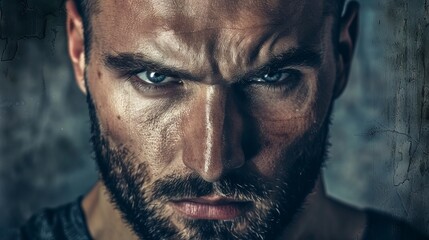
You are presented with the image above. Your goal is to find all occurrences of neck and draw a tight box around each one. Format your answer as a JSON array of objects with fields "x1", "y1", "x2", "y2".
[
  {"x1": 82, "y1": 178, "x2": 366, "y2": 240},
  {"x1": 82, "y1": 182, "x2": 138, "y2": 240}
]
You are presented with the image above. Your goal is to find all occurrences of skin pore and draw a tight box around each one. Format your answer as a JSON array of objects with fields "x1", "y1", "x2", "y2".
[{"x1": 66, "y1": 0, "x2": 364, "y2": 239}]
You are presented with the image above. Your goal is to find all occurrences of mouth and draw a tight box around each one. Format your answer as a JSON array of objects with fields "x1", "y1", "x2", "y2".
[{"x1": 169, "y1": 195, "x2": 253, "y2": 220}]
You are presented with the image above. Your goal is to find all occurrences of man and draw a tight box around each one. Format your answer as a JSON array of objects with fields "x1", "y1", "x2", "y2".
[{"x1": 7, "y1": 0, "x2": 428, "y2": 239}]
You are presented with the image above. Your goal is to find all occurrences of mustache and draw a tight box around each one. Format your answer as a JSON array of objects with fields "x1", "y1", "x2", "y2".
[{"x1": 151, "y1": 172, "x2": 273, "y2": 202}]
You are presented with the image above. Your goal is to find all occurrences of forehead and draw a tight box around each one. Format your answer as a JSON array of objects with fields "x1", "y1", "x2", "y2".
[
  {"x1": 91, "y1": 0, "x2": 330, "y2": 78},
  {"x1": 100, "y1": 0, "x2": 324, "y2": 30}
]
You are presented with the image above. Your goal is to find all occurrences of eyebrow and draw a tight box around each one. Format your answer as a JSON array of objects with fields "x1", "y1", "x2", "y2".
[
  {"x1": 103, "y1": 53, "x2": 196, "y2": 80},
  {"x1": 236, "y1": 48, "x2": 323, "y2": 81},
  {"x1": 103, "y1": 47, "x2": 322, "y2": 81}
]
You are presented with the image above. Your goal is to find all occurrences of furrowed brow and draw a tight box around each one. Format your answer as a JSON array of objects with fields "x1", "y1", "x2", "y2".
[
  {"x1": 103, "y1": 53, "x2": 195, "y2": 79},
  {"x1": 267, "y1": 48, "x2": 323, "y2": 69},
  {"x1": 238, "y1": 48, "x2": 323, "y2": 81}
]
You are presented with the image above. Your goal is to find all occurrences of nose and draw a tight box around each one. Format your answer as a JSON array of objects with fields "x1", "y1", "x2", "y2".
[{"x1": 182, "y1": 85, "x2": 245, "y2": 182}]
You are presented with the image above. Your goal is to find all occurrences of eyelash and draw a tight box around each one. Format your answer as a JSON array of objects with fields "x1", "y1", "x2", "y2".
[
  {"x1": 127, "y1": 75, "x2": 180, "y2": 91},
  {"x1": 242, "y1": 69, "x2": 302, "y2": 92},
  {"x1": 123, "y1": 69, "x2": 302, "y2": 92},
  {"x1": 117, "y1": 69, "x2": 171, "y2": 91}
]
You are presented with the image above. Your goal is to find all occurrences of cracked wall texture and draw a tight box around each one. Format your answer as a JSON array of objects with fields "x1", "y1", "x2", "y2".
[{"x1": 0, "y1": 0, "x2": 428, "y2": 235}]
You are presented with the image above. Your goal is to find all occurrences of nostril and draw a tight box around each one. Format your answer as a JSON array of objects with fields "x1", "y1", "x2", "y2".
[
  {"x1": 223, "y1": 148, "x2": 245, "y2": 170},
  {"x1": 225, "y1": 159, "x2": 245, "y2": 170}
]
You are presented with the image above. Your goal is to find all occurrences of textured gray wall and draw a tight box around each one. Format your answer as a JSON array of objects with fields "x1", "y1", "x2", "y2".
[
  {"x1": 0, "y1": 0, "x2": 96, "y2": 230},
  {"x1": 0, "y1": 0, "x2": 428, "y2": 235},
  {"x1": 325, "y1": 0, "x2": 429, "y2": 234}
]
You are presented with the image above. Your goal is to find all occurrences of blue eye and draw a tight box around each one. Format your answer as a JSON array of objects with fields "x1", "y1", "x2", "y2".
[
  {"x1": 262, "y1": 72, "x2": 286, "y2": 82},
  {"x1": 252, "y1": 71, "x2": 295, "y2": 83},
  {"x1": 136, "y1": 71, "x2": 171, "y2": 84}
]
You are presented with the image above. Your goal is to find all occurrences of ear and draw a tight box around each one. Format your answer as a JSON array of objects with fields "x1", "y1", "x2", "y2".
[
  {"x1": 66, "y1": 0, "x2": 87, "y2": 95},
  {"x1": 333, "y1": 1, "x2": 359, "y2": 99}
]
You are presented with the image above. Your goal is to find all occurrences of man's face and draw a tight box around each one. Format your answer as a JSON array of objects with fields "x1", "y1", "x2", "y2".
[{"x1": 76, "y1": 0, "x2": 344, "y2": 239}]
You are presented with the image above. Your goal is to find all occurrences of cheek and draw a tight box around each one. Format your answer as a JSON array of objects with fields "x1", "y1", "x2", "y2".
[
  {"x1": 88, "y1": 67, "x2": 187, "y2": 175},
  {"x1": 248, "y1": 72, "x2": 335, "y2": 178},
  {"x1": 249, "y1": 78, "x2": 324, "y2": 141}
]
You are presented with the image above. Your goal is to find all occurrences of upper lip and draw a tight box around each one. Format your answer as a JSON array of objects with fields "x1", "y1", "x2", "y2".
[{"x1": 171, "y1": 195, "x2": 248, "y2": 205}]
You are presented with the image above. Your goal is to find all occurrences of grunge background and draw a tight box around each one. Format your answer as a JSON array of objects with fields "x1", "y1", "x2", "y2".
[{"x1": 0, "y1": 0, "x2": 428, "y2": 235}]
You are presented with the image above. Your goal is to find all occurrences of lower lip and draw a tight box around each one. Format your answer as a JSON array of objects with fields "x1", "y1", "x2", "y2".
[{"x1": 170, "y1": 201, "x2": 250, "y2": 220}]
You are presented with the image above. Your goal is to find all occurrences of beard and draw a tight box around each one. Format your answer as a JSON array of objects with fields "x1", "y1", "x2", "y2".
[{"x1": 86, "y1": 91, "x2": 331, "y2": 240}]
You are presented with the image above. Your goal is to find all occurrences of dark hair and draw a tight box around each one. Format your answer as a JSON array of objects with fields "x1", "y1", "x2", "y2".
[{"x1": 73, "y1": 0, "x2": 346, "y2": 59}]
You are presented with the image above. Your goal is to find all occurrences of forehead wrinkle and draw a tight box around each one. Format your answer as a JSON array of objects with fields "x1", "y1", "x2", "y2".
[
  {"x1": 98, "y1": 0, "x2": 329, "y2": 81},
  {"x1": 138, "y1": 31, "x2": 214, "y2": 77},
  {"x1": 212, "y1": 28, "x2": 264, "y2": 79},
  {"x1": 116, "y1": 0, "x2": 213, "y2": 33},
  {"x1": 211, "y1": 23, "x2": 301, "y2": 81},
  {"x1": 106, "y1": 0, "x2": 209, "y2": 35},
  {"x1": 110, "y1": 0, "x2": 293, "y2": 34}
]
